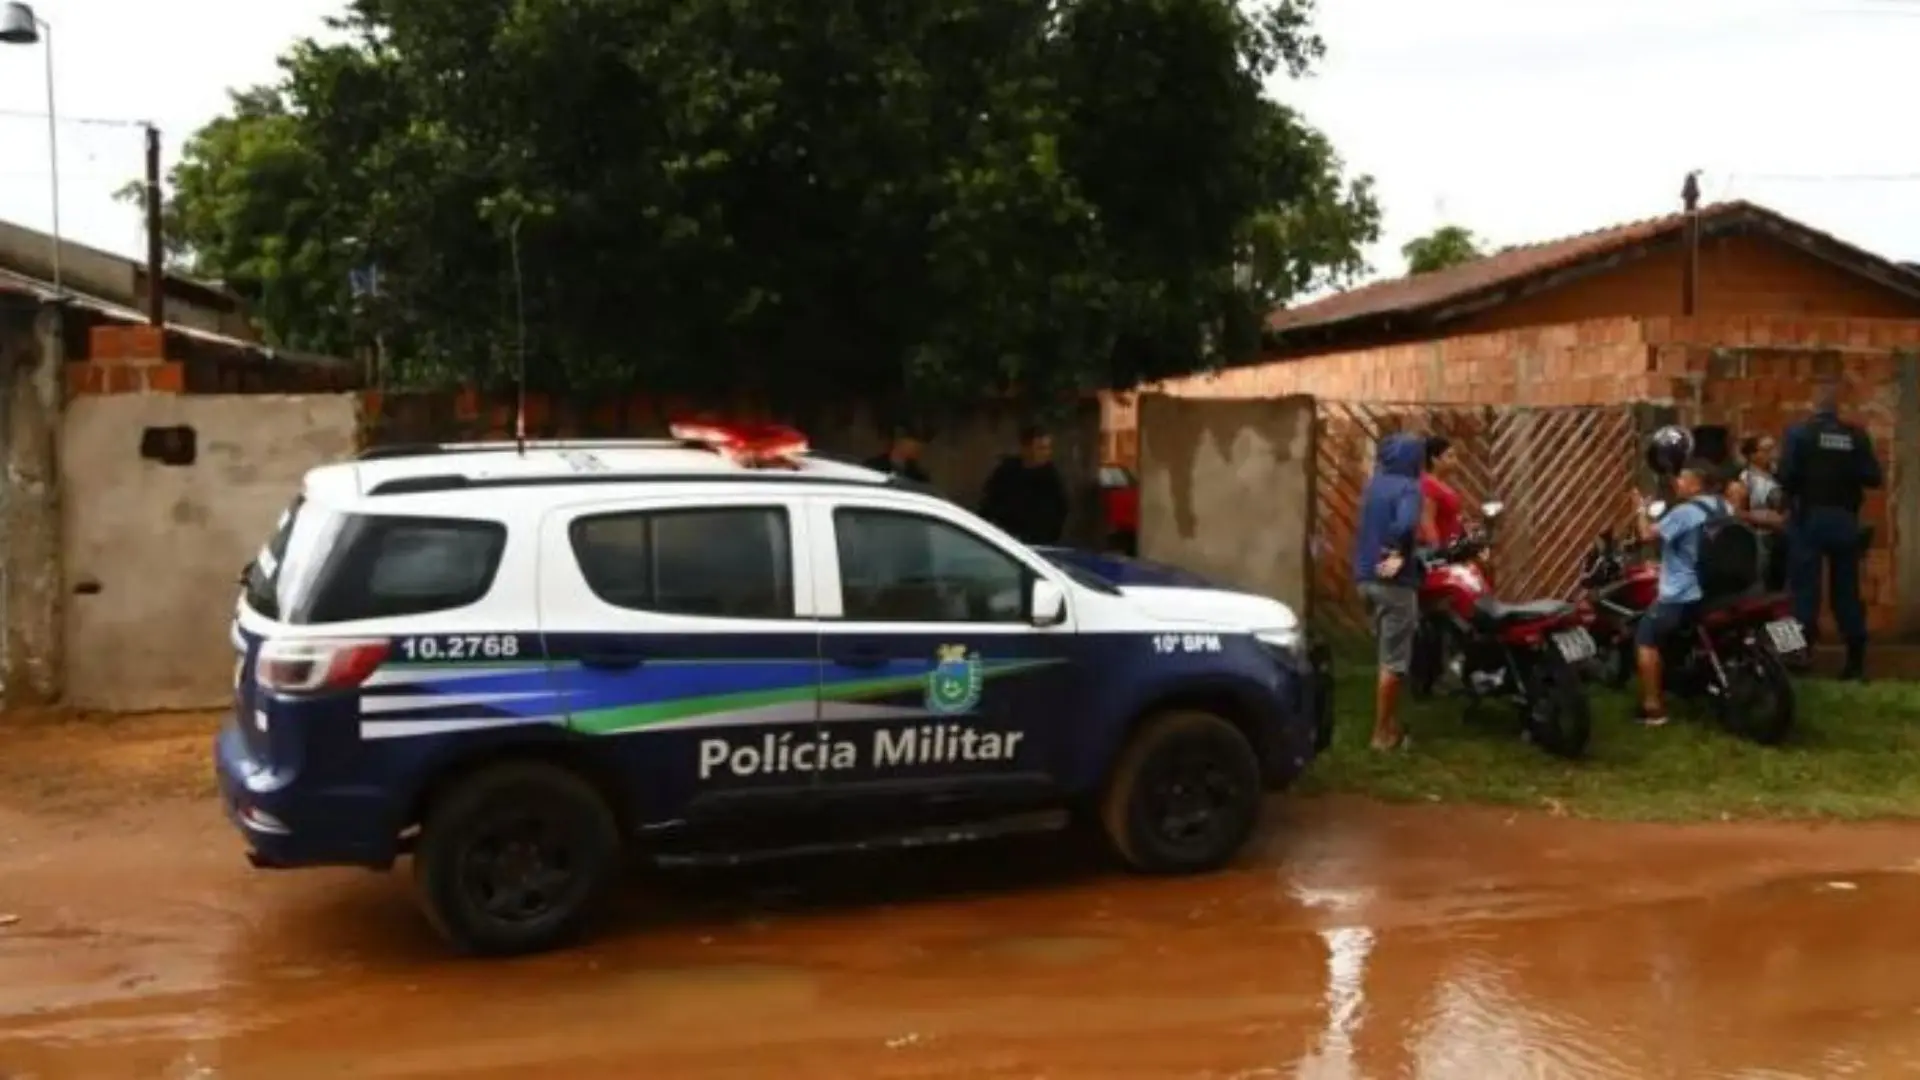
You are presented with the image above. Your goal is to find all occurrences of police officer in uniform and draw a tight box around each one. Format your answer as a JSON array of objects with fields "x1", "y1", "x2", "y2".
[{"x1": 1777, "y1": 378, "x2": 1883, "y2": 680}]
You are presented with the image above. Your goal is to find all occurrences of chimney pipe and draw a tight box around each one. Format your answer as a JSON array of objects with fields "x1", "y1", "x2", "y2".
[
  {"x1": 144, "y1": 123, "x2": 163, "y2": 326},
  {"x1": 1680, "y1": 170, "x2": 1702, "y2": 316}
]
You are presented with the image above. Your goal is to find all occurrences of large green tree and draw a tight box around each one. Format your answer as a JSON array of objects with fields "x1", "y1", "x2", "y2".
[{"x1": 155, "y1": 0, "x2": 1379, "y2": 401}]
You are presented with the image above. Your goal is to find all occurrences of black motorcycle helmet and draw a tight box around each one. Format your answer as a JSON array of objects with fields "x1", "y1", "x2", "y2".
[{"x1": 1645, "y1": 424, "x2": 1693, "y2": 477}]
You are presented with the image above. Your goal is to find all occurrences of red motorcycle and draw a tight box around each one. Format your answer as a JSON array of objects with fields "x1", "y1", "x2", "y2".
[
  {"x1": 1407, "y1": 502, "x2": 1595, "y2": 759},
  {"x1": 1576, "y1": 503, "x2": 1803, "y2": 745}
]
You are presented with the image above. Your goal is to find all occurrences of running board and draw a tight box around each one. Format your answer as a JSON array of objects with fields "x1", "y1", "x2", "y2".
[{"x1": 647, "y1": 810, "x2": 1069, "y2": 869}]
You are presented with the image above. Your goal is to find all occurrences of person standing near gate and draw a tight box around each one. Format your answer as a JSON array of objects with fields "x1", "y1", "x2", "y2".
[
  {"x1": 1777, "y1": 378, "x2": 1883, "y2": 681},
  {"x1": 1417, "y1": 435, "x2": 1466, "y2": 547},
  {"x1": 1352, "y1": 432, "x2": 1425, "y2": 752},
  {"x1": 1732, "y1": 434, "x2": 1788, "y2": 591}
]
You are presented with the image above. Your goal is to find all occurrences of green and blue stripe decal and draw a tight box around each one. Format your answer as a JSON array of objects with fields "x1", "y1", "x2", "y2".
[{"x1": 355, "y1": 656, "x2": 1061, "y2": 741}]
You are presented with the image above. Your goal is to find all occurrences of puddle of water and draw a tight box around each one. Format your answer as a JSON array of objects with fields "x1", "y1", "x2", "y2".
[
  {"x1": 973, "y1": 934, "x2": 1119, "y2": 964},
  {"x1": 5, "y1": 799, "x2": 1920, "y2": 1077}
]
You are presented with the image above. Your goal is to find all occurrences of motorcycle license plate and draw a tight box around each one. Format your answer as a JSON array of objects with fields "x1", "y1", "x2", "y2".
[
  {"x1": 1552, "y1": 628, "x2": 1597, "y2": 664},
  {"x1": 1763, "y1": 617, "x2": 1808, "y2": 655}
]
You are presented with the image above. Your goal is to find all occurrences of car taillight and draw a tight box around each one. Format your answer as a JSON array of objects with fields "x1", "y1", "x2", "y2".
[{"x1": 255, "y1": 638, "x2": 391, "y2": 694}]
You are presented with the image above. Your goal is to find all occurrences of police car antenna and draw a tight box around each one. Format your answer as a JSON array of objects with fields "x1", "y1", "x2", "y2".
[{"x1": 508, "y1": 215, "x2": 528, "y2": 457}]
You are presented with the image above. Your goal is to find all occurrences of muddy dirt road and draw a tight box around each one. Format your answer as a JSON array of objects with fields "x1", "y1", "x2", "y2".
[{"x1": 4, "y1": 713, "x2": 1920, "y2": 1078}]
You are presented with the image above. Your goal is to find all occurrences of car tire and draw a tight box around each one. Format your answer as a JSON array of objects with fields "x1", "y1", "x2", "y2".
[
  {"x1": 1099, "y1": 710, "x2": 1262, "y2": 876},
  {"x1": 412, "y1": 760, "x2": 622, "y2": 957}
]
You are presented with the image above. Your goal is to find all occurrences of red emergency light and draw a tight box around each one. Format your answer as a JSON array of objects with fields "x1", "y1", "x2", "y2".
[{"x1": 669, "y1": 418, "x2": 810, "y2": 467}]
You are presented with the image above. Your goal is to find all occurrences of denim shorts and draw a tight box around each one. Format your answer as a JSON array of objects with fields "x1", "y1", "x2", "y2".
[{"x1": 1635, "y1": 600, "x2": 1697, "y2": 648}]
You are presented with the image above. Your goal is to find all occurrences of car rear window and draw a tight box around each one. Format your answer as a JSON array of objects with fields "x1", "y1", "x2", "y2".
[
  {"x1": 570, "y1": 507, "x2": 793, "y2": 619},
  {"x1": 243, "y1": 499, "x2": 507, "y2": 624}
]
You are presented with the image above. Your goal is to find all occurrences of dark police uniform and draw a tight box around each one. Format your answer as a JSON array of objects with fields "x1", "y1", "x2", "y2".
[{"x1": 1777, "y1": 408, "x2": 1883, "y2": 676}]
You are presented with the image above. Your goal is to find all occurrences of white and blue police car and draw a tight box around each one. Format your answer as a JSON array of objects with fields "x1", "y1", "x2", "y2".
[{"x1": 218, "y1": 421, "x2": 1333, "y2": 955}]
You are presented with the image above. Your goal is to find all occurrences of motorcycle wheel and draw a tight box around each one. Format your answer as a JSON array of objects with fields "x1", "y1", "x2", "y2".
[
  {"x1": 1523, "y1": 652, "x2": 1591, "y2": 760},
  {"x1": 1713, "y1": 639, "x2": 1796, "y2": 746}
]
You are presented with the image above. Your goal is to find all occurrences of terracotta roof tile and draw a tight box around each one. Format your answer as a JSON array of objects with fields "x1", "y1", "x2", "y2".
[{"x1": 1267, "y1": 200, "x2": 1747, "y2": 336}]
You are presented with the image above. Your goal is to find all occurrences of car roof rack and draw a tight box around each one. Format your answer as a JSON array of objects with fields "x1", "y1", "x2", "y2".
[
  {"x1": 365, "y1": 471, "x2": 881, "y2": 497},
  {"x1": 358, "y1": 438, "x2": 696, "y2": 461}
]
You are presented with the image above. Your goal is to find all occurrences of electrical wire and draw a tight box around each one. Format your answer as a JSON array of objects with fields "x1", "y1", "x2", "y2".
[{"x1": 0, "y1": 107, "x2": 158, "y2": 130}]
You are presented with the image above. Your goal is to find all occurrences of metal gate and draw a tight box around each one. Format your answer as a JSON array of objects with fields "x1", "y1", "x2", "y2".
[{"x1": 1311, "y1": 400, "x2": 1640, "y2": 640}]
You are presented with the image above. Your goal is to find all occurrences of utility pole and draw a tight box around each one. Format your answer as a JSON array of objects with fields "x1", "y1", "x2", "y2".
[
  {"x1": 1681, "y1": 170, "x2": 1702, "y2": 317},
  {"x1": 144, "y1": 122, "x2": 164, "y2": 325}
]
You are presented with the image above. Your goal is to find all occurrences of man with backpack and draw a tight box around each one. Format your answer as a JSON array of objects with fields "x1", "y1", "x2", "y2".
[{"x1": 1631, "y1": 456, "x2": 1756, "y2": 726}]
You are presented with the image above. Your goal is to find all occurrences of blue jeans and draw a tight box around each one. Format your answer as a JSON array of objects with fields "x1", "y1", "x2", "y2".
[{"x1": 1788, "y1": 508, "x2": 1865, "y2": 644}]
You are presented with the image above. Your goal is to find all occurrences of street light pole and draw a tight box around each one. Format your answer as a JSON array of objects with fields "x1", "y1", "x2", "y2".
[{"x1": 1, "y1": 2, "x2": 62, "y2": 296}]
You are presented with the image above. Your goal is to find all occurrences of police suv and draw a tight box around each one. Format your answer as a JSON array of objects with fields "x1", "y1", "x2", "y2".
[{"x1": 218, "y1": 421, "x2": 1333, "y2": 955}]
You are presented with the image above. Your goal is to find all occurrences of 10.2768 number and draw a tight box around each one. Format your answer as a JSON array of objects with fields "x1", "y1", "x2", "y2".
[{"x1": 396, "y1": 634, "x2": 523, "y2": 662}]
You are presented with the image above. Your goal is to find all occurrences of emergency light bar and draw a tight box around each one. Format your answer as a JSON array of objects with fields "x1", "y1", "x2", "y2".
[{"x1": 669, "y1": 418, "x2": 809, "y2": 467}]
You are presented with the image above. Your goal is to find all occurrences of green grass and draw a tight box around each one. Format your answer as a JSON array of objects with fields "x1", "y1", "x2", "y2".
[{"x1": 1296, "y1": 663, "x2": 1920, "y2": 822}]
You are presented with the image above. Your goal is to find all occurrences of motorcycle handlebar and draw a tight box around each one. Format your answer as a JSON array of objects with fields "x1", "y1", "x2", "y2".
[{"x1": 1421, "y1": 533, "x2": 1488, "y2": 567}]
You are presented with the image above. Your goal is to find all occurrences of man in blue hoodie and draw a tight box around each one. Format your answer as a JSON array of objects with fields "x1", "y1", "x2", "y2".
[{"x1": 1351, "y1": 432, "x2": 1426, "y2": 751}]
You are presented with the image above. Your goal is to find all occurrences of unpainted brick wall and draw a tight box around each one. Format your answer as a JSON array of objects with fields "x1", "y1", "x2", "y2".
[
  {"x1": 1100, "y1": 316, "x2": 1662, "y2": 467},
  {"x1": 67, "y1": 322, "x2": 359, "y2": 398},
  {"x1": 65, "y1": 325, "x2": 185, "y2": 396},
  {"x1": 1653, "y1": 315, "x2": 1920, "y2": 635},
  {"x1": 1102, "y1": 313, "x2": 1920, "y2": 635}
]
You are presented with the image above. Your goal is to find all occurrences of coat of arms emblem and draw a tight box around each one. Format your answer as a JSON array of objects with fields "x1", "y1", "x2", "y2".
[{"x1": 925, "y1": 644, "x2": 983, "y2": 715}]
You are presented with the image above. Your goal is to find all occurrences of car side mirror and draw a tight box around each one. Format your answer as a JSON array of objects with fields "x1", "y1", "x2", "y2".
[{"x1": 1029, "y1": 578, "x2": 1067, "y2": 627}]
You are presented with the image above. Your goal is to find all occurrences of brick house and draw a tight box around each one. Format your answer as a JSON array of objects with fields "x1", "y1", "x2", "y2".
[{"x1": 1108, "y1": 198, "x2": 1920, "y2": 636}]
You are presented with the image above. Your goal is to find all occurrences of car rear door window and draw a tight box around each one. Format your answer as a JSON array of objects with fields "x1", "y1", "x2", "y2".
[{"x1": 570, "y1": 507, "x2": 794, "y2": 619}]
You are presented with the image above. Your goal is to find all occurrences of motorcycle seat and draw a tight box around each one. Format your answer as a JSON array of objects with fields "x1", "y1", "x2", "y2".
[
  {"x1": 1473, "y1": 597, "x2": 1576, "y2": 625},
  {"x1": 1698, "y1": 586, "x2": 1777, "y2": 613}
]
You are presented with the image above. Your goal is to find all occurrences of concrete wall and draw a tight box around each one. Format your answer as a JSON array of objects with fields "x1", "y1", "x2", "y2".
[
  {"x1": 1, "y1": 299, "x2": 66, "y2": 704},
  {"x1": 1136, "y1": 393, "x2": 1314, "y2": 615},
  {"x1": 61, "y1": 394, "x2": 358, "y2": 710}
]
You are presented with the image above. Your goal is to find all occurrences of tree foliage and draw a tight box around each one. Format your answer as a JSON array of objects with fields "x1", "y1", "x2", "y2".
[
  {"x1": 1400, "y1": 224, "x2": 1484, "y2": 276},
  {"x1": 155, "y1": 0, "x2": 1380, "y2": 401}
]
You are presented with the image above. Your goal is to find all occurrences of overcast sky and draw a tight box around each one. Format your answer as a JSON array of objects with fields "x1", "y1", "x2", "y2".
[{"x1": 1, "y1": 0, "x2": 1915, "y2": 281}]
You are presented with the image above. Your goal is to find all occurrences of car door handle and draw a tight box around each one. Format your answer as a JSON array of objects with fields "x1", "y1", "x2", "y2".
[
  {"x1": 833, "y1": 646, "x2": 888, "y2": 669},
  {"x1": 580, "y1": 652, "x2": 646, "y2": 671}
]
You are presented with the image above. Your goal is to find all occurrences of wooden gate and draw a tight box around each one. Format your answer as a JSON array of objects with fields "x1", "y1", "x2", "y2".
[{"x1": 1312, "y1": 400, "x2": 1640, "y2": 640}]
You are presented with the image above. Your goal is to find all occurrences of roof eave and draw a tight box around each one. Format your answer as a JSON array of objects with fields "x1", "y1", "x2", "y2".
[{"x1": 1257, "y1": 204, "x2": 1920, "y2": 357}]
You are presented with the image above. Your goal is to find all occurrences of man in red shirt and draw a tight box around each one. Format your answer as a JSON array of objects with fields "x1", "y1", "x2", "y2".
[{"x1": 1418, "y1": 435, "x2": 1465, "y2": 546}]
